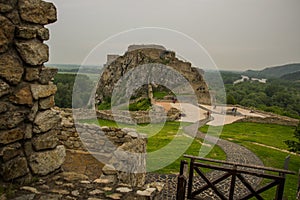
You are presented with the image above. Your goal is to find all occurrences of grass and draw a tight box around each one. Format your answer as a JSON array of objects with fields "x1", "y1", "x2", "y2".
[
  {"x1": 97, "y1": 102, "x2": 111, "y2": 110},
  {"x1": 200, "y1": 122, "x2": 299, "y2": 199},
  {"x1": 153, "y1": 91, "x2": 170, "y2": 99},
  {"x1": 129, "y1": 98, "x2": 151, "y2": 111},
  {"x1": 200, "y1": 122, "x2": 296, "y2": 149},
  {"x1": 82, "y1": 119, "x2": 227, "y2": 174}
]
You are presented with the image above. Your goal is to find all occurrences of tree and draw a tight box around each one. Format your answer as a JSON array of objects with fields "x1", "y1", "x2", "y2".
[
  {"x1": 226, "y1": 94, "x2": 236, "y2": 105},
  {"x1": 285, "y1": 123, "x2": 300, "y2": 153}
]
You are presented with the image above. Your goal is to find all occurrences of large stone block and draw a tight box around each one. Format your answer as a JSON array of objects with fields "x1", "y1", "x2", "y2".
[
  {"x1": 0, "y1": 0, "x2": 17, "y2": 7},
  {"x1": 1, "y1": 156, "x2": 29, "y2": 181},
  {"x1": 15, "y1": 25, "x2": 37, "y2": 39},
  {"x1": 0, "y1": 102, "x2": 8, "y2": 113},
  {"x1": 18, "y1": 0, "x2": 57, "y2": 25},
  {"x1": 0, "y1": 142, "x2": 22, "y2": 161},
  {"x1": 0, "y1": 3, "x2": 14, "y2": 13},
  {"x1": 0, "y1": 52, "x2": 24, "y2": 85},
  {"x1": 9, "y1": 84, "x2": 33, "y2": 106},
  {"x1": 0, "y1": 127, "x2": 24, "y2": 145},
  {"x1": 15, "y1": 40, "x2": 49, "y2": 66},
  {"x1": 0, "y1": 16, "x2": 15, "y2": 53},
  {"x1": 5, "y1": 10, "x2": 21, "y2": 25},
  {"x1": 0, "y1": 111, "x2": 26, "y2": 129},
  {"x1": 30, "y1": 84, "x2": 57, "y2": 100},
  {"x1": 32, "y1": 129, "x2": 59, "y2": 151},
  {"x1": 39, "y1": 95, "x2": 55, "y2": 110},
  {"x1": 33, "y1": 109, "x2": 60, "y2": 133},
  {"x1": 39, "y1": 67, "x2": 58, "y2": 84},
  {"x1": 29, "y1": 145, "x2": 66, "y2": 175},
  {"x1": 37, "y1": 27, "x2": 49, "y2": 41},
  {"x1": 28, "y1": 101, "x2": 38, "y2": 122},
  {"x1": 0, "y1": 79, "x2": 10, "y2": 98},
  {"x1": 25, "y1": 67, "x2": 40, "y2": 81}
]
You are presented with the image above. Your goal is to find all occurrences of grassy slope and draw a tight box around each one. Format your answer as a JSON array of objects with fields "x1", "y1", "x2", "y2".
[
  {"x1": 200, "y1": 122, "x2": 299, "y2": 199},
  {"x1": 82, "y1": 119, "x2": 226, "y2": 174}
]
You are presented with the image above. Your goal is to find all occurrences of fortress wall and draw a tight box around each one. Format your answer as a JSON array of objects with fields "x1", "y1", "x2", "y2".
[{"x1": 0, "y1": 0, "x2": 66, "y2": 182}]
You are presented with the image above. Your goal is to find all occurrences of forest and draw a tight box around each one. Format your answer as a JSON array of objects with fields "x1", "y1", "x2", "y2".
[
  {"x1": 220, "y1": 72, "x2": 300, "y2": 119},
  {"x1": 53, "y1": 74, "x2": 94, "y2": 108}
]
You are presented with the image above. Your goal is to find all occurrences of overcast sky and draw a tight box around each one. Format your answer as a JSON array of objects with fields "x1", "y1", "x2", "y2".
[{"x1": 46, "y1": 0, "x2": 300, "y2": 71}]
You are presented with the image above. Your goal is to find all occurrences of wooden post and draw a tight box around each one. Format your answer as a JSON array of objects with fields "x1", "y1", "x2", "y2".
[
  {"x1": 229, "y1": 165, "x2": 237, "y2": 200},
  {"x1": 187, "y1": 158, "x2": 195, "y2": 199},
  {"x1": 275, "y1": 155, "x2": 290, "y2": 200},
  {"x1": 177, "y1": 160, "x2": 188, "y2": 200}
]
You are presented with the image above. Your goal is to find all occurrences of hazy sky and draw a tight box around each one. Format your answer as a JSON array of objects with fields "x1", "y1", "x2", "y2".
[{"x1": 47, "y1": 0, "x2": 300, "y2": 71}]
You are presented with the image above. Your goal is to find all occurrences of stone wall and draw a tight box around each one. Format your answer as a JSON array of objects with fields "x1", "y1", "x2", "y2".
[
  {"x1": 97, "y1": 106, "x2": 181, "y2": 124},
  {"x1": 68, "y1": 106, "x2": 181, "y2": 124},
  {"x1": 236, "y1": 116, "x2": 299, "y2": 127},
  {"x1": 0, "y1": 0, "x2": 65, "y2": 182},
  {"x1": 96, "y1": 45, "x2": 211, "y2": 105},
  {"x1": 59, "y1": 109, "x2": 147, "y2": 187}
]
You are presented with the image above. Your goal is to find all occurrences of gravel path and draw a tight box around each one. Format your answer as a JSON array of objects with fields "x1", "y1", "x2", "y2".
[{"x1": 146, "y1": 122, "x2": 264, "y2": 200}]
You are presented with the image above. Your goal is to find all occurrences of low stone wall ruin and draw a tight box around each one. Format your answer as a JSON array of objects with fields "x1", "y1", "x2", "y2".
[
  {"x1": 59, "y1": 109, "x2": 147, "y2": 187},
  {"x1": 236, "y1": 114, "x2": 299, "y2": 127},
  {"x1": 97, "y1": 107, "x2": 180, "y2": 124}
]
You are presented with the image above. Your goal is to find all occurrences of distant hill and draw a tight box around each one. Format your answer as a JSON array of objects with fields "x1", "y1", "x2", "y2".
[
  {"x1": 244, "y1": 63, "x2": 300, "y2": 78},
  {"x1": 45, "y1": 64, "x2": 102, "y2": 74},
  {"x1": 280, "y1": 71, "x2": 300, "y2": 81}
]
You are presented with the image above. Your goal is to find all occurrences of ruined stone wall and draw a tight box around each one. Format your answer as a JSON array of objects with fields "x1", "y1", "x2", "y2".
[
  {"x1": 96, "y1": 46, "x2": 211, "y2": 105},
  {"x1": 59, "y1": 109, "x2": 147, "y2": 187},
  {"x1": 236, "y1": 116, "x2": 299, "y2": 127},
  {"x1": 97, "y1": 107, "x2": 181, "y2": 124},
  {"x1": 67, "y1": 106, "x2": 181, "y2": 125},
  {"x1": 0, "y1": 0, "x2": 65, "y2": 182}
]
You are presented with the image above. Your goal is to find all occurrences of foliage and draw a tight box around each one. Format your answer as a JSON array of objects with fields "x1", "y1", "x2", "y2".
[
  {"x1": 285, "y1": 122, "x2": 300, "y2": 153},
  {"x1": 205, "y1": 70, "x2": 300, "y2": 119},
  {"x1": 280, "y1": 71, "x2": 300, "y2": 81},
  {"x1": 128, "y1": 98, "x2": 151, "y2": 111},
  {"x1": 200, "y1": 122, "x2": 299, "y2": 199},
  {"x1": 97, "y1": 101, "x2": 111, "y2": 110},
  {"x1": 225, "y1": 79, "x2": 300, "y2": 119},
  {"x1": 53, "y1": 73, "x2": 94, "y2": 108},
  {"x1": 152, "y1": 85, "x2": 174, "y2": 100}
]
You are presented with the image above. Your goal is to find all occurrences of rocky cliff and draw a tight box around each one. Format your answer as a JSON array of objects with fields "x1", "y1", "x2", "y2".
[{"x1": 96, "y1": 45, "x2": 211, "y2": 105}]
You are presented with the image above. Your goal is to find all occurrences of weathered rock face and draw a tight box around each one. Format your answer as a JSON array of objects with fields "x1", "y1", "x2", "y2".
[
  {"x1": 29, "y1": 145, "x2": 66, "y2": 175},
  {"x1": 0, "y1": 0, "x2": 65, "y2": 182},
  {"x1": 0, "y1": 52, "x2": 24, "y2": 85},
  {"x1": 97, "y1": 45, "x2": 211, "y2": 105},
  {"x1": 30, "y1": 84, "x2": 57, "y2": 100},
  {"x1": 0, "y1": 15, "x2": 15, "y2": 53},
  {"x1": 33, "y1": 109, "x2": 60, "y2": 133},
  {"x1": 18, "y1": 0, "x2": 57, "y2": 25},
  {"x1": 16, "y1": 40, "x2": 49, "y2": 66}
]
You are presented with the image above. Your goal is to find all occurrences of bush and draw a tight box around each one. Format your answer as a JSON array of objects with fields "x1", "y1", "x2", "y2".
[{"x1": 129, "y1": 98, "x2": 151, "y2": 111}]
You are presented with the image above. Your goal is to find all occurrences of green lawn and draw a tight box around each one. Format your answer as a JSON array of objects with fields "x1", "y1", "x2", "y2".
[
  {"x1": 200, "y1": 122, "x2": 299, "y2": 199},
  {"x1": 200, "y1": 122, "x2": 296, "y2": 149},
  {"x1": 82, "y1": 119, "x2": 226, "y2": 173}
]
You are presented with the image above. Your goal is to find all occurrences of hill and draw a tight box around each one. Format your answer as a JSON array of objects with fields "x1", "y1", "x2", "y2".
[
  {"x1": 244, "y1": 63, "x2": 300, "y2": 78},
  {"x1": 46, "y1": 64, "x2": 101, "y2": 74},
  {"x1": 280, "y1": 71, "x2": 300, "y2": 81}
]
